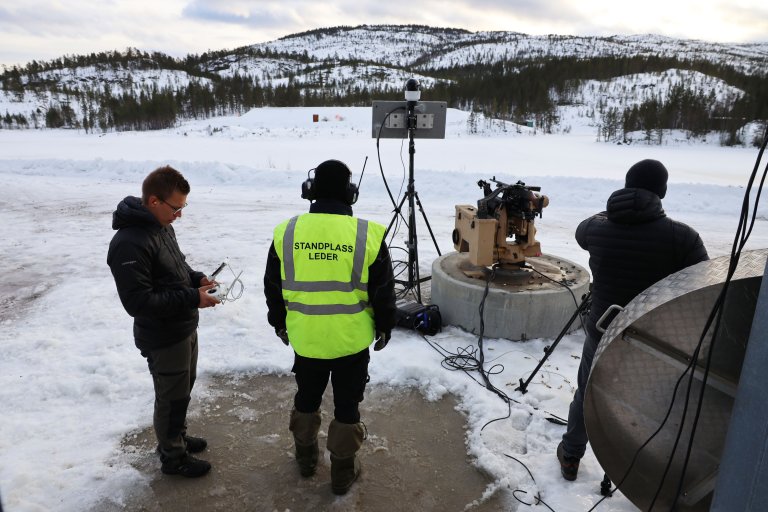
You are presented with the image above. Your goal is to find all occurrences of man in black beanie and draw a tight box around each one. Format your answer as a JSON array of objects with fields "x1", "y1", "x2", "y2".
[
  {"x1": 313, "y1": 159, "x2": 357, "y2": 203},
  {"x1": 263, "y1": 159, "x2": 396, "y2": 495},
  {"x1": 625, "y1": 158, "x2": 669, "y2": 199},
  {"x1": 557, "y1": 158, "x2": 709, "y2": 481}
]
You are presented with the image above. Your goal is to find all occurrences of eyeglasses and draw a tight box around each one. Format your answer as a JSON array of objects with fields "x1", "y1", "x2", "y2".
[{"x1": 161, "y1": 199, "x2": 188, "y2": 215}]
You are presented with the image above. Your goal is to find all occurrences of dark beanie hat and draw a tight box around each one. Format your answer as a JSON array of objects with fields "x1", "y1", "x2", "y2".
[
  {"x1": 314, "y1": 159, "x2": 351, "y2": 202},
  {"x1": 625, "y1": 159, "x2": 668, "y2": 199}
]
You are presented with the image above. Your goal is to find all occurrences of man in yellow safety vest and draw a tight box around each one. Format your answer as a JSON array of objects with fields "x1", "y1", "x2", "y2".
[{"x1": 263, "y1": 159, "x2": 396, "y2": 495}]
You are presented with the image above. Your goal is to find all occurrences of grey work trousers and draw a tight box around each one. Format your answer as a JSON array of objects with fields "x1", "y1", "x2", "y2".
[
  {"x1": 141, "y1": 332, "x2": 198, "y2": 459},
  {"x1": 561, "y1": 330, "x2": 600, "y2": 460}
]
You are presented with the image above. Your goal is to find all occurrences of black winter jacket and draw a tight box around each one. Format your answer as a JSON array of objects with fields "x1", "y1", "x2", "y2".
[
  {"x1": 263, "y1": 199, "x2": 397, "y2": 338},
  {"x1": 107, "y1": 196, "x2": 205, "y2": 351},
  {"x1": 577, "y1": 188, "x2": 709, "y2": 340}
]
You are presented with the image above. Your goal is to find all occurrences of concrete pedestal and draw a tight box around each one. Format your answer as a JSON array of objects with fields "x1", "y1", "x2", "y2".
[{"x1": 430, "y1": 252, "x2": 590, "y2": 341}]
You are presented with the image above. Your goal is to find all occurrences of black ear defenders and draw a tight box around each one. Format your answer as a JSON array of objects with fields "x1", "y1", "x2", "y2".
[
  {"x1": 347, "y1": 182, "x2": 359, "y2": 205},
  {"x1": 301, "y1": 162, "x2": 359, "y2": 205},
  {"x1": 300, "y1": 169, "x2": 316, "y2": 201}
]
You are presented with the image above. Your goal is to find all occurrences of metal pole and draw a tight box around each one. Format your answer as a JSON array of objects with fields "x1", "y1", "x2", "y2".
[{"x1": 407, "y1": 108, "x2": 421, "y2": 302}]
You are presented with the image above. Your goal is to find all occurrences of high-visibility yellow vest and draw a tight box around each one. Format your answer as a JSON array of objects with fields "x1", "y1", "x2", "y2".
[{"x1": 273, "y1": 213, "x2": 387, "y2": 359}]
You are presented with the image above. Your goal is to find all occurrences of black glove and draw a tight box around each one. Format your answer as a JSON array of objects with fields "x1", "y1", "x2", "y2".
[
  {"x1": 276, "y1": 328, "x2": 289, "y2": 346},
  {"x1": 373, "y1": 330, "x2": 391, "y2": 351}
]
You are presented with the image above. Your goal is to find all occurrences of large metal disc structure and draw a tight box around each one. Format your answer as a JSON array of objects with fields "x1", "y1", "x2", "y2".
[
  {"x1": 430, "y1": 252, "x2": 590, "y2": 340},
  {"x1": 585, "y1": 249, "x2": 767, "y2": 511}
]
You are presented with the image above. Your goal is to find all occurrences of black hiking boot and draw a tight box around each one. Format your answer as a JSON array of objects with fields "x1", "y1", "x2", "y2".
[
  {"x1": 161, "y1": 454, "x2": 212, "y2": 478},
  {"x1": 183, "y1": 434, "x2": 208, "y2": 453},
  {"x1": 557, "y1": 441, "x2": 580, "y2": 481}
]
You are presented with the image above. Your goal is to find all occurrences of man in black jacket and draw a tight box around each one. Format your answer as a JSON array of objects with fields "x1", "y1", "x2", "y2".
[
  {"x1": 264, "y1": 159, "x2": 396, "y2": 495},
  {"x1": 557, "y1": 159, "x2": 709, "y2": 481},
  {"x1": 108, "y1": 165, "x2": 219, "y2": 478}
]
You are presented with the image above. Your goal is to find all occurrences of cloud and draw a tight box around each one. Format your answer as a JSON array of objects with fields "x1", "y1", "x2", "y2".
[
  {"x1": 717, "y1": 3, "x2": 768, "y2": 42},
  {"x1": 178, "y1": 0, "x2": 574, "y2": 35},
  {"x1": 182, "y1": 0, "x2": 303, "y2": 28},
  {"x1": 0, "y1": 1, "x2": 231, "y2": 65},
  {"x1": 0, "y1": 4, "x2": 94, "y2": 36}
]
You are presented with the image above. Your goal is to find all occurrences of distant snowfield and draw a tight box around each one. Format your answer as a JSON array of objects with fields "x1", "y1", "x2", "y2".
[
  {"x1": 0, "y1": 106, "x2": 760, "y2": 187},
  {"x1": 0, "y1": 106, "x2": 766, "y2": 511}
]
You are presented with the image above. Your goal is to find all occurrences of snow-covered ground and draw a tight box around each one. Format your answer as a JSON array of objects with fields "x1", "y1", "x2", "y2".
[{"x1": 0, "y1": 106, "x2": 766, "y2": 511}]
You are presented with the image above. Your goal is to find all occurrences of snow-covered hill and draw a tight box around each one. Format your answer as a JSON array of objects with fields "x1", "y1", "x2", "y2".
[
  {"x1": 252, "y1": 26, "x2": 768, "y2": 73},
  {"x1": 1, "y1": 24, "x2": 766, "y2": 139}
]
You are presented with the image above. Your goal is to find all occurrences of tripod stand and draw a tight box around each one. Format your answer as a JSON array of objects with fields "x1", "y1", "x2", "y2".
[
  {"x1": 384, "y1": 101, "x2": 442, "y2": 304},
  {"x1": 372, "y1": 81, "x2": 447, "y2": 303},
  {"x1": 516, "y1": 291, "x2": 591, "y2": 394}
]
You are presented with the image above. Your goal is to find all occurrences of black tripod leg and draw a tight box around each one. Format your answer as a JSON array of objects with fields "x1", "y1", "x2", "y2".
[
  {"x1": 385, "y1": 193, "x2": 409, "y2": 237},
  {"x1": 387, "y1": 187, "x2": 421, "y2": 300},
  {"x1": 515, "y1": 292, "x2": 591, "y2": 394},
  {"x1": 413, "y1": 191, "x2": 442, "y2": 257}
]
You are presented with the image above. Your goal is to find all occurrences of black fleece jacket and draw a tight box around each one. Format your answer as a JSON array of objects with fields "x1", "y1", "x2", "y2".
[
  {"x1": 263, "y1": 199, "x2": 397, "y2": 337},
  {"x1": 107, "y1": 196, "x2": 205, "y2": 351},
  {"x1": 577, "y1": 187, "x2": 709, "y2": 339}
]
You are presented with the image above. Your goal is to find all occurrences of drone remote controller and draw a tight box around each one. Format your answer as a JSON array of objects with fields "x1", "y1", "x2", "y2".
[
  {"x1": 206, "y1": 284, "x2": 230, "y2": 301},
  {"x1": 205, "y1": 262, "x2": 244, "y2": 303}
]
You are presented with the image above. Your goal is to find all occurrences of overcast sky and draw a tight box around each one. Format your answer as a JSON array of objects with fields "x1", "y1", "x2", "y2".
[{"x1": 1, "y1": 0, "x2": 767, "y2": 68}]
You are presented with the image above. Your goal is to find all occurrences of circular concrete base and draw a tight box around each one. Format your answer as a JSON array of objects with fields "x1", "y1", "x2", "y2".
[{"x1": 430, "y1": 252, "x2": 590, "y2": 341}]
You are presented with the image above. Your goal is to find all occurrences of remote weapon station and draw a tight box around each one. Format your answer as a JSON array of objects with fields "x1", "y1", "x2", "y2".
[{"x1": 453, "y1": 178, "x2": 549, "y2": 269}]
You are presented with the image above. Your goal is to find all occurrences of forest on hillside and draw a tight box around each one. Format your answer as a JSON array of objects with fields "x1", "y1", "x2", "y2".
[{"x1": 1, "y1": 48, "x2": 767, "y2": 146}]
